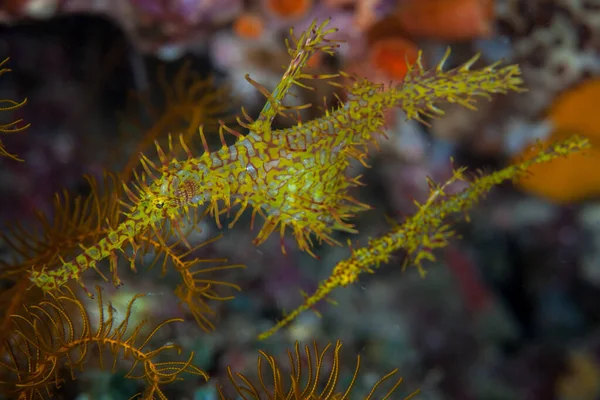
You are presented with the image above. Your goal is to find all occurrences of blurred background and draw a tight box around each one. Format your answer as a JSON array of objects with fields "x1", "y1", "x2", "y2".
[{"x1": 1, "y1": 0, "x2": 600, "y2": 399}]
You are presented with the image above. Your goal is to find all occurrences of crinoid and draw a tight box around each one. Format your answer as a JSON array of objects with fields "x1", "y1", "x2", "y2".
[
  {"x1": 0, "y1": 57, "x2": 30, "y2": 161},
  {"x1": 0, "y1": 172, "x2": 124, "y2": 280},
  {"x1": 0, "y1": 172, "x2": 125, "y2": 357},
  {"x1": 0, "y1": 285, "x2": 207, "y2": 400},
  {"x1": 0, "y1": 168, "x2": 240, "y2": 344},
  {"x1": 135, "y1": 216, "x2": 246, "y2": 332},
  {"x1": 218, "y1": 340, "x2": 420, "y2": 400}
]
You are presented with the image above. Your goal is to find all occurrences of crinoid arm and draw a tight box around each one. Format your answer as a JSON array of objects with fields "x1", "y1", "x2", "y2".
[
  {"x1": 217, "y1": 340, "x2": 420, "y2": 400},
  {"x1": 1, "y1": 285, "x2": 207, "y2": 399},
  {"x1": 137, "y1": 224, "x2": 247, "y2": 332},
  {"x1": 0, "y1": 57, "x2": 30, "y2": 161}
]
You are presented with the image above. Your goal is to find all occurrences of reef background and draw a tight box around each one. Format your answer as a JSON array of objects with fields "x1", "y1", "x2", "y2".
[{"x1": 2, "y1": 1, "x2": 600, "y2": 399}]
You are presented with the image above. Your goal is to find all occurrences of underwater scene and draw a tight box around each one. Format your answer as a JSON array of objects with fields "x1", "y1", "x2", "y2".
[{"x1": 0, "y1": 0, "x2": 599, "y2": 399}]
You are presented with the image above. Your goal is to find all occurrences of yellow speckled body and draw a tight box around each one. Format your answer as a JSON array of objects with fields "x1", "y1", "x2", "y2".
[{"x1": 30, "y1": 19, "x2": 529, "y2": 296}]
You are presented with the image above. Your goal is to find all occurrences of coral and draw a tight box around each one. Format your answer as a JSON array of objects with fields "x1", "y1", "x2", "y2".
[
  {"x1": 498, "y1": 0, "x2": 600, "y2": 115},
  {"x1": 394, "y1": 0, "x2": 494, "y2": 41},
  {"x1": 514, "y1": 78, "x2": 600, "y2": 203},
  {"x1": 1, "y1": 0, "x2": 242, "y2": 55},
  {"x1": 546, "y1": 78, "x2": 600, "y2": 142},
  {"x1": 232, "y1": 13, "x2": 266, "y2": 40},
  {"x1": 368, "y1": 37, "x2": 419, "y2": 82},
  {"x1": 423, "y1": 0, "x2": 600, "y2": 157},
  {"x1": 264, "y1": 0, "x2": 313, "y2": 20}
]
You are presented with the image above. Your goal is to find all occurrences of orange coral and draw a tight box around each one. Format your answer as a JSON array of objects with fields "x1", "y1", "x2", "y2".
[
  {"x1": 395, "y1": 0, "x2": 494, "y2": 41},
  {"x1": 369, "y1": 37, "x2": 419, "y2": 81},
  {"x1": 515, "y1": 79, "x2": 600, "y2": 203},
  {"x1": 233, "y1": 13, "x2": 265, "y2": 40},
  {"x1": 513, "y1": 141, "x2": 600, "y2": 204},
  {"x1": 264, "y1": 0, "x2": 313, "y2": 20},
  {"x1": 547, "y1": 79, "x2": 600, "y2": 142}
]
